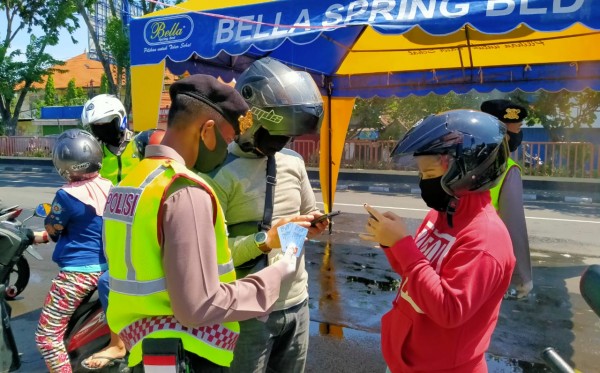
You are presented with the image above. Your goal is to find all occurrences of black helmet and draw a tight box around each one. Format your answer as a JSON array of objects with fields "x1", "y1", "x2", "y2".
[
  {"x1": 392, "y1": 109, "x2": 508, "y2": 198},
  {"x1": 235, "y1": 58, "x2": 324, "y2": 152},
  {"x1": 52, "y1": 129, "x2": 103, "y2": 182},
  {"x1": 133, "y1": 129, "x2": 165, "y2": 160}
]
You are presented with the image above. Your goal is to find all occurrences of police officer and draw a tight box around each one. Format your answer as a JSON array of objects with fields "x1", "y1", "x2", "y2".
[
  {"x1": 481, "y1": 99, "x2": 533, "y2": 299},
  {"x1": 82, "y1": 94, "x2": 139, "y2": 184},
  {"x1": 103, "y1": 75, "x2": 301, "y2": 372}
]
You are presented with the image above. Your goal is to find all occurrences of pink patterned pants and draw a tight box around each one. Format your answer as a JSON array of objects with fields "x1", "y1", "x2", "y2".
[{"x1": 35, "y1": 271, "x2": 101, "y2": 373}]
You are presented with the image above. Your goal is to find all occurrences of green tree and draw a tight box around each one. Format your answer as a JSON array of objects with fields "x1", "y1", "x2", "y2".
[
  {"x1": 100, "y1": 73, "x2": 109, "y2": 94},
  {"x1": 77, "y1": 0, "x2": 184, "y2": 116},
  {"x1": 105, "y1": 16, "x2": 130, "y2": 109},
  {"x1": 62, "y1": 78, "x2": 88, "y2": 106},
  {"x1": 509, "y1": 89, "x2": 600, "y2": 140},
  {"x1": 350, "y1": 91, "x2": 484, "y2": 140},
  {"x1": 44, "y1": 74, "x2": 57, "y2": 106},
  {"x1": 0, "y1": 0, "x2": 82, "y2": 135}
]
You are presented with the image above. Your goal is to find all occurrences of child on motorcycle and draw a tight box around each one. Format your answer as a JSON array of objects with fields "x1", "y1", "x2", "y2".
[{"x1": 34, "y1": 129, "x2": 112, "y2": 373}]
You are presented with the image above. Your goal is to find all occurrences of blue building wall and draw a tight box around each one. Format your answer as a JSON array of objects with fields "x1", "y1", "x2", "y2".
[{"x1": 40, "y1": 106, "x2": 84, "y2": 120}]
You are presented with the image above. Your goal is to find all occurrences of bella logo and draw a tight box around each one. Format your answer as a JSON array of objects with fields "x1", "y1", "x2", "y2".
[
  {"x1": 151, "y1": 22, "x2": 183, "y2": 39},
  {"x1": 144, "y1": 15, "x2": 194, "y2": 46}
]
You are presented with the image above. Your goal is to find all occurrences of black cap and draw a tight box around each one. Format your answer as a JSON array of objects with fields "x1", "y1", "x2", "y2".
[
  {"x1": 169, "y1": 74, "x2": 252, "y2": 135},
  {"x1": 480, "y1": 99, "x2": 528, "y2": 123}
]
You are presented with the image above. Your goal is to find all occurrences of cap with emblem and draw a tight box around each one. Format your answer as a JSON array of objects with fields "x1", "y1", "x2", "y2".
[
  {"x1": 169, "y1": 74, "x2": 251, "y2": 135},
  {"x1": 480, "y1": 99, "x2": 528, "y2": 123}
]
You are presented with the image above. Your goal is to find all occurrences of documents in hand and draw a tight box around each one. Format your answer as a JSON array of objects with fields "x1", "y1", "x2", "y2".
[{"x1": 277, "y1": 223, "x2": 308, "y2": 257}]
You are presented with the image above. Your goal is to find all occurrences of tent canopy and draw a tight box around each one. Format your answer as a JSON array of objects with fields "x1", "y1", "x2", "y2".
[{"x1": 129, "y1": 0, "x2": 600, "y2": 210}]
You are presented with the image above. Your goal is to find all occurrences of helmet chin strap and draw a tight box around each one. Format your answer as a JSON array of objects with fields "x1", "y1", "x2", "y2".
[{"x1": 445, "y1": 197, "x2": 459, "y2": 228}]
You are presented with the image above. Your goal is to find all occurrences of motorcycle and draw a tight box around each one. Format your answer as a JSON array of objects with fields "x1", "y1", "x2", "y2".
[
  {"x1": 0, "y1": 204, "x2": 45, "y2": 300},
  {"x1": 0, "y1": 204, "x2": 49, "y2": 373},
  {"x1": 542, "y1": 264, "x2": 600, "y2": 373}
]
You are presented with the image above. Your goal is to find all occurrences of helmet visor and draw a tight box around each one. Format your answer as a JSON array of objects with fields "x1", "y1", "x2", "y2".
[{"x1": 243, "y1": 71, "x2": 323, "y2": 107}]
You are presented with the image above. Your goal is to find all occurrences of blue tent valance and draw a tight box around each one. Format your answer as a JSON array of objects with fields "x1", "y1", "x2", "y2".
[{"x1": 131, "y1": 0, "x2": 600, "y2": 67}]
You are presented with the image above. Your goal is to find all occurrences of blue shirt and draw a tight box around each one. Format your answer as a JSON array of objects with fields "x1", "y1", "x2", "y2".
[{"x1": 45, "y1": 189, "x2": 107, "y2": 271}]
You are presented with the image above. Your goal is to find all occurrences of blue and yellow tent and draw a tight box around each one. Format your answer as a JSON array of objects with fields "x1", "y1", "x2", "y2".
[{"x1": 129, "y1": 0, "x2": 600, "y2": 211}]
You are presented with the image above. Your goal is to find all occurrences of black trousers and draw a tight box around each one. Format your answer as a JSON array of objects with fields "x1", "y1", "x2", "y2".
[{"x1": 131, "y1": 351, "x2": 228, "y2": 373}]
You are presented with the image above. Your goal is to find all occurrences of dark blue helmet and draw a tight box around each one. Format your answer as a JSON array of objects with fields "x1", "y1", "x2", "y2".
[{"x1": 392, "y1": 109, "x2": 508, "y2": 197}]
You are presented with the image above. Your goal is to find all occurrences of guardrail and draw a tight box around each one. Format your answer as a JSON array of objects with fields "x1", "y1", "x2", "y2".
[
  {"x1": 289, "y1": 139, "x2": 600, "y2": 178},
  {"x1": 2, "y1": 136, "x2": 598, "y2": 178},
  {"x1": 0, "y1": 136, "x2": 55, "y2": 157}
]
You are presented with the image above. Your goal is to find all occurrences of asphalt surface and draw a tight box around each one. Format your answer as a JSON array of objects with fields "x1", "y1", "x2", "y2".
[{"x1": 2, "y1": 171, "x2": 600, "y2": 372}]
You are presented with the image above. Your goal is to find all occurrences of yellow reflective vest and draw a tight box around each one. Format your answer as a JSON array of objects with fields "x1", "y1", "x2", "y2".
[
  {"x1": 100, "y1": 141, "x2": 139, "y2": 185},
  {"x1": 490, "y1": 158, "x2": 522, "y2": 210},
  {"x1": 103, "y1": 157, "x2": 238, "y2": 367}
]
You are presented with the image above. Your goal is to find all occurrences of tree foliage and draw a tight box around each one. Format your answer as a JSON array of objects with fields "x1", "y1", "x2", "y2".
[
  {"x1": 100, "y1": 73, "x2": 109, "y2": 94},
  {"x1": 77, "y1": 0, "x2": 185, "y2": 117},
  {"x1": 44, "y1": 74, "x2": 57, "y2": 106},
  {"x1": 62, "y1": 78, "x2": 88, "y2": 106},
  {"x1": 511, "y1": 89, "x2": 600, "y2": 140},
  {"x1": 0, "y1": 0, "x2": 81, "y2": 135},
  {"x1": 350, "y1": 91, "x2": 484, "y2": 140}
]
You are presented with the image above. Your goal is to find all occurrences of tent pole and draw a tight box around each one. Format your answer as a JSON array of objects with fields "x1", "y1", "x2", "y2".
[{"x1": 327, "y1": 77, "x2": 333, "y2": 234}]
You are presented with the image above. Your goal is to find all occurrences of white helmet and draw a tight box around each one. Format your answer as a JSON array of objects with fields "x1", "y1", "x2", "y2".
[{"x1": 82, "y1": 94, "x2": 128, "y2": 147}]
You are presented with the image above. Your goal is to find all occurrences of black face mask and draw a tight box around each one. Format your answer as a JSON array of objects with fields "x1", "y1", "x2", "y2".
[
  {"x1": 254, "y1": 127, "x2": 291, "y2": 157},
  {"x1": 507, "y1": 131, "x2": 523, "y2": 152},
  {"x1": 194, "y1": 127, "x2": 229, "y2": 174},
  {"x1": 91, "y1": 121, "x2": 122, "y2": 147},
  {"x1": 419, "y1": 176, "x2": 453, "y2": 212}
]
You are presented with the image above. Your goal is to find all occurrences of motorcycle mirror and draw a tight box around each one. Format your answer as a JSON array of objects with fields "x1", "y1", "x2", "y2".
[
  {"x1": 34, "y1": 203, "x2": 51, "y2": 218},
  {"x1": 580, "y1": 264, "x2": 600, "y2": 318}
]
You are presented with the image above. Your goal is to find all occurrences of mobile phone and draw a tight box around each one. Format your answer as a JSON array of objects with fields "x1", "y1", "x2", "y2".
[
  {"x1": 311, "y1": 211, "x2": 341, "y2": 226},
  {"x1": 364, "y1": 204, "x2": 379, "y2": 222},
  {"x1": 367, "y1": 211, "x2": 379, "y2": 222}
]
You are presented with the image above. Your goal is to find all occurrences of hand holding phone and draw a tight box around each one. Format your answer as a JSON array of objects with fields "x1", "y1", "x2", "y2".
[
  {"x1": 310, "y1": 211, "x2": 341, "y2": 227},
  {"x1": 364, "y1": 204, "x2": 380, "y2": 222}
]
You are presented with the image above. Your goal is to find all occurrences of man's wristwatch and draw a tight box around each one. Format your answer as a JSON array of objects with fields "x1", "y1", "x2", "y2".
[{"x1": 254, "y1": 231, "x2": 270, "y2": 252}]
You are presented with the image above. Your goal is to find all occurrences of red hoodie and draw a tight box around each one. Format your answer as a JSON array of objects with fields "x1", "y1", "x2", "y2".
[{"x1": 381, "y1": 192, "x2": 515, "y2": 373}]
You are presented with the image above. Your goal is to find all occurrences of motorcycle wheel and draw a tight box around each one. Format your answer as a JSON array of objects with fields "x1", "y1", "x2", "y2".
[{"x1": 3, "y1": 257, "x2": 30, "y2": 300}]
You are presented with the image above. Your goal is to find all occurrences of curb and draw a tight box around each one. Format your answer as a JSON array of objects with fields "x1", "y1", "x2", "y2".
[
  {"x1": 311, "y1": 181, "x2": 597, "y2": 204},
  {"x1": 1, "y1": 165, "x2": 596, "y2": 204},
  {"x1": 1, "y1": 166, "x2": 55, "y2": 173}
]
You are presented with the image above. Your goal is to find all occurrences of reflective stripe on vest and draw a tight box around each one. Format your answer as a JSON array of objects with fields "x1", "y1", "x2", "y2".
[
  {"x1": 490, "y1": 158, "x2": 522, "y2": 210},
  {"x1": 103, "y1": 158, "x2": 238, "y2": 367},
  {"x1": 100, "y1": 141, "x2": 139, "y2": 185},
  {"x1": 108, "y1": 259, "x2": 235, "y2": 296}
]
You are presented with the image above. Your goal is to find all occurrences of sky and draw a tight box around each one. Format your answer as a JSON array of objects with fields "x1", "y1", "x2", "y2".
[{"x1": 6, "y1": 15, "x2": 89, "y2": 61}]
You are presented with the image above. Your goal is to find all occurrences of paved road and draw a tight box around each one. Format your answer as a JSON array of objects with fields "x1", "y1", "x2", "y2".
[{"x1": 2, "y1": 171, "x2": 600, "y2": 372}]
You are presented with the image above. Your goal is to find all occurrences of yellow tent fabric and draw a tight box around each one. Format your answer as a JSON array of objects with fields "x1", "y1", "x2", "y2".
[
  {"x1": 338, "y1": 24, "x2": 600, "y2": 75},
  {"x1": 319, "y1": 97, "x2": 356, "y2": 213}
]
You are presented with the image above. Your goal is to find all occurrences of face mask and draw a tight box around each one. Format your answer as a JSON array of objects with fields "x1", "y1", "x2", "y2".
[
  {"x1": 91, "y1": 122, "x2": 122, "y2": 147},
  {"x1": 194, "y1": 126, "x2": 228, "y2": 174},
  {"x1": 419, "y1": 176, "x2": 453, "y2": 212},
  {"x1": 507, "y1": 131, "x2": 523, "y2": 152},
  {"x1": 254, "y1": 128, "x2": 291, "y2": 157}
]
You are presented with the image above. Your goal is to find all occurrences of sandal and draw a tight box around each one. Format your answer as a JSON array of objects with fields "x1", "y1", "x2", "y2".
[{"x1": 81, "y1": 355, "x2": 126, "y2": 371}]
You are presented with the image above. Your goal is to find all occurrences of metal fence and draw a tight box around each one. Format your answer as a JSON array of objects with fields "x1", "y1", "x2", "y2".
[
  {"x1": 2, "y1": 136, "x2": 599, "y2": 178},
  {"x1": 289, "y1": 139, "x2": 600, "y2": 178},
  {"x1": 0, "y1": 136, "x2": 55, "y2": 157}
]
